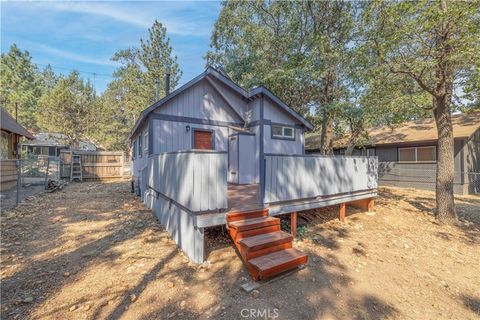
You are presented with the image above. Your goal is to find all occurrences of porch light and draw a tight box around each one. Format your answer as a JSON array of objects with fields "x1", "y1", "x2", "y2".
[{"x1": 186, "y1": 125, "x2": 191, "y2": 132}]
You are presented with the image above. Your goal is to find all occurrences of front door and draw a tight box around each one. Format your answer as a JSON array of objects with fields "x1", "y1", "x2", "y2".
[{"x1": 193, "y1": 130, "x2": 213, "y2": 150}]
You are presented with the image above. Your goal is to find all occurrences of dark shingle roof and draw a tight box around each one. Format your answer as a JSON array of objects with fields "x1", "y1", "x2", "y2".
[
  {"x1": 0, "y1": 108, "x2": 34, "y2": 139},
  {"x1": 305, "y1": 112, "x2": 480, "y2": 151}
]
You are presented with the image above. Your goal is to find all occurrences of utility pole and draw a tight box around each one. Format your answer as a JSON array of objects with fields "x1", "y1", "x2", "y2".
[{"x1": 15, "y1": 102, "x2": 18, "y2": 123}]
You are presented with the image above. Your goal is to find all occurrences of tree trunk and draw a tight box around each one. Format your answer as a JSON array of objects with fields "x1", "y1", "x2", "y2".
[
  {"x1": 432, "y1": 0, "x2": 456, "y2": 223},
  {"x1": 319, "y1": 113, "x2": 333, "y2": 155},
  {"x1": 345, "y1": 144, "x2": 354, "y2": 156},
  {"x1": 433, "y1": 95, "x2": 457, "y2": 223}
]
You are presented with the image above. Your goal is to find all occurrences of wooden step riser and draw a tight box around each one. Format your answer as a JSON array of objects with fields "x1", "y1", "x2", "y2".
[
  {"x1": 227, "y1": 208, "x2": 269, "y2": 223},
  {"x1": 245, "y1": 242, "x2": 293, "y2": 260},
  {"x1": 232, "y1": 219, "x2": 280, "y2": 232},
  {"x1": 230, "y1": 225, "x2": 281, "y2": 243},
  {"x1": 239, "y1": 233, "x2": 293, "y2": 252},
  {"x1": 257, "y1": 255, "x2": 308, "y2": 280}
]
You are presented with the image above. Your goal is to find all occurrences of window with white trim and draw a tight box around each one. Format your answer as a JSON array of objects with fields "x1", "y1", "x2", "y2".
[
  {"x1": 399, "y1": 146, "x2": 436, "y2": 162},
  {"x1": 138, "y1": 135, "x2": 142, "y2": 158},
  {"x1": 272, "y1": 125, "x2": 295, "y2": 139},
  {"x1": 144, "y1": 131, "x2": 148, "y2": 154}
]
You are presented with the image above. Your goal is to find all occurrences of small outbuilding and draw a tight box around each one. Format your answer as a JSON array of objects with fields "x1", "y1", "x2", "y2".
[
  {"x1": 20, "y1": 132, "x2": 99, "y2": 157},
  {"x1": 0, "y1": 108, "x2": 34, "y2": 190}
]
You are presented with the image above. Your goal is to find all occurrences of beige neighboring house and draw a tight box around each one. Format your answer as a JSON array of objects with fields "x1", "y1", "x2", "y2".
[
  {"x1": 305, "y1": 112, "x2": 480, "y2": 194},
  {"x1": 0, "y1": 108, "x2": 34, "y2": 191}
]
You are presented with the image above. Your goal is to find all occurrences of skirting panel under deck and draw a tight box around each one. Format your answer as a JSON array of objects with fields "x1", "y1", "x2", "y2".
[{"x1": 144, "y1": 188, "x2": 205, "y2": 263}]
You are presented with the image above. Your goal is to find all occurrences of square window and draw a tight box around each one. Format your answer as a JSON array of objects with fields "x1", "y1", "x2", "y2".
[
  {"x1": 417, "y1": 146, "x2": 436, "y2": 162},
  {"x1": 399, "y1": 148, "x2": 415, "y2": 162},
  {"x1": 283, "y1": 127, "x2": 294, "y2": 138},
  {"x1": 272, "y1": 125, "x2": 294, "y2": 139},
  {"x1": 272, "y1": 126, "x2": 283, "y2": 137}
]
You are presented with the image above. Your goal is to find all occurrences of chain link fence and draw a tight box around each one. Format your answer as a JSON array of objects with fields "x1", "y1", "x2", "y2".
[
  {"x1": 20, "y1": 155, "x2": 61, "y2": 186},
  {"x1": 0, "y1": 156, "x2": 63, "y2": 211},
  {"x1": 378, "y1": 164, "x2": 480, "y2": 194}
]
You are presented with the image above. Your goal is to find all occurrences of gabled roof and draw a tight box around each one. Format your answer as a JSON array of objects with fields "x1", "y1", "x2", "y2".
[
  {"x1": 130, "y1": 66, "x2": 313, "y2": 138},
  {"x1": 0, "y1": 108, "x2": 34, "y2": 139},
  {"x1": 305, "y1": 112, "x2": 480, "y2": 150},
  {"x1": 249, "y1": 86, "x2": 313, "y2": 130},
  {"x1": 21, "y1": 132, "x2": 99, "y2": 150}
]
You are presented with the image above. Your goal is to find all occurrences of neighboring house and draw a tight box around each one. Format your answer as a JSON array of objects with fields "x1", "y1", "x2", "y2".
[
  {"x1": 21, "y1": 133, "x2": 99, "y2": 157},
  {"x1": 305, "y1": 113, "x2": 480, "y2": 194},
  {"x1": 0, "y1": 108, "x2": 34, "y2": 190},
  {"x1": 130, "y1": 67, "x2": 378, "y2": 278}
]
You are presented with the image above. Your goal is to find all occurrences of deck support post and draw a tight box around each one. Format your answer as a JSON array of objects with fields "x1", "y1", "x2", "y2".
[
  {"x1": 348, "y1": 198, "x2": 375, "y2": 212},
  {"x1": 290, "y1": 212, "x2": 297, "y2": 237},
  {"x1": 339, "y1": 203, "x2": 346, "y2": 223}
]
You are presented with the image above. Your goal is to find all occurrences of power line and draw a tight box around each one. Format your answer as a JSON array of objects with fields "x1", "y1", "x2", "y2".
[
  {"x1": 36, "y1": 63, "x2": 113, "y2": 78},
  {"x1": 35, "y1": 62, "x2": 190, "y2": 90}
]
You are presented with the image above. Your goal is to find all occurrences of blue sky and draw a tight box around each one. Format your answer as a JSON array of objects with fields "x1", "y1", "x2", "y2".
[{"x1": 1, "y1": 1, "x2": 222, "y2": 93}]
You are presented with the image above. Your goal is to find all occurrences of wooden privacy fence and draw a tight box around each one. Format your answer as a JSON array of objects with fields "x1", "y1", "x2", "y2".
[
  {"x1": 263, "y1": 154, "x2": 378, "y2": 203},
  {"x1": 0, "y1": 160, "x2": 18, "y2": 191},
  {"x1": 144, "y1": 150, "x2": 228, "y2": 212},
  {"x1": 60, "y1": 150, "x2": 130, "y2": 181}
]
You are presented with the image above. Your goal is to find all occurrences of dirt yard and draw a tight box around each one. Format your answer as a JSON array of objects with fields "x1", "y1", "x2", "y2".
[{"x1": 1, "y1": 182, "x2": 479, "y2": 320}]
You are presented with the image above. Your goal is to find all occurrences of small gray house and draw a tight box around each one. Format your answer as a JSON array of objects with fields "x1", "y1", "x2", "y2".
[
  {"x1": 130, "y1": 67, "x2": 378, "y2": 279},
  {"x1": 130, "y1": 67, "x2": 312, "y2": 187}
]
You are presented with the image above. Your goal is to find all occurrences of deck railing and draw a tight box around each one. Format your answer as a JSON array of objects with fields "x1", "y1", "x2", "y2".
[
  {"x1": 263, "y1": 154, "x2": 378, "y2": 204},
  {"x1": 145, "y1": 150, "x2": 228, "y2": 212}
]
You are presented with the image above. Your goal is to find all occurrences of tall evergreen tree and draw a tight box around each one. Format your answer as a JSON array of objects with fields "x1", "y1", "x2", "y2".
[
  {"x1": 39, "y1": 64, "x2": 59, "y2": 93},
  {"x1": 100, "y1": 21, "x2": 182, "y2": 151},
  {"x1": 38, "y1": 71, "x2": 97, "y2": 147},
  {"x1": 0, "y1": 44, "x2": 42, "y2": 129},
  {"x1": 139, "y1": 20, "x2": 182, "y2": 102}
]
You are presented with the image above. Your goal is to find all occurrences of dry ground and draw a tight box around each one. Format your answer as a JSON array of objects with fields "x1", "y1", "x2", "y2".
[{"x1": 1, "y1": 182, "x2": 479, "y2": 320}]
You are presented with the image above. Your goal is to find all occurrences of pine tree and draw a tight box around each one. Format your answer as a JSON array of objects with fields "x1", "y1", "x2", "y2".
[
  {"x1": 38, "y1": 71, "x2": 97, "y2": 147},
  {"x1": 0, "y1": 44, "x2": 42, "y2": 129}
]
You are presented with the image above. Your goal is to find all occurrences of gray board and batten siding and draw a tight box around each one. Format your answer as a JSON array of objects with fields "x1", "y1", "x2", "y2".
[
  {"x1": 143, "y1": 150, "x2": 228, "y2": 263},
  {"x1": 264, "y1": 154, "x2": 378, "y2": 204}
]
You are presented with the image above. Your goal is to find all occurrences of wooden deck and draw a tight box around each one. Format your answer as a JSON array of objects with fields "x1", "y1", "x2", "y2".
[
  {"x1": 228, "y1": 183, "x2": 261, "y2": 212},
  {"x1": 195, "y1": 183, "x2": 376, "y2": 228}
]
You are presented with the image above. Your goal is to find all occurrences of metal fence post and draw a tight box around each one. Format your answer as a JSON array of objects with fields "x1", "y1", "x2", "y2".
[
  {"x1": 16, "y1": 159, "x2": 21, "y2": 206},
  {"x1": 44, "y1": 157, "x2": 50, "y2": 189}
]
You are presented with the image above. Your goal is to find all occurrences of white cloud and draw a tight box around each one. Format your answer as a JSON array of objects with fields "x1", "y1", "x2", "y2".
[
  {"x1": 27, "y1": 41, "x2": 118, "y2": 67},
  {"x1": 28, "y1": 1, "x2": 212, "y2": 36}
]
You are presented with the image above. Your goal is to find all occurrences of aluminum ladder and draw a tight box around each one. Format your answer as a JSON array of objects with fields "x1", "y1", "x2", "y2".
[{"x1": 70, "y1": 153, "x2": 83, "y2": 182}]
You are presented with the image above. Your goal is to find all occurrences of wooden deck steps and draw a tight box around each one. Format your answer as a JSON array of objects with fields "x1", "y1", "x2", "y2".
[
  {"x1": 227, "y1": 208, "x2": 307, "y2": 281},
  {"x1": 249, "y1": 248, "x2": 307, "y2": 279},
  {"x1": 229, "y1": 216, "x2": 279, "y2": 231}
]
